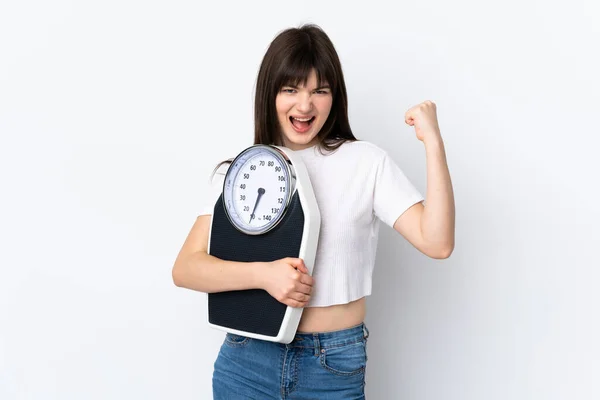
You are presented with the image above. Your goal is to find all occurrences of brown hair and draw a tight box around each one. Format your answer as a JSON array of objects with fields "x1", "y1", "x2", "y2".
[{"x1": 254, "y1": 24, "x2": 357, "y2": 153}]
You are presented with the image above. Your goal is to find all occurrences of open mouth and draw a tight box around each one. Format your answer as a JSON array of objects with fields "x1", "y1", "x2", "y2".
[{"x1": 289, "y1": 116, "x2": 315, "y2": 132}]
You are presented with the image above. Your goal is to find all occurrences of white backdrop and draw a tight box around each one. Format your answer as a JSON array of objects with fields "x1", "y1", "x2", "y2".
[{"x1": 1, "y1": 1, "x2": 599, "y2": 399}]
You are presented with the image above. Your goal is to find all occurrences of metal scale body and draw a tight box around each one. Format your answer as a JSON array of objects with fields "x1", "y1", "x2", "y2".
[{"x1": 206, "y1": 145, "x2": 320, "y2": 344}]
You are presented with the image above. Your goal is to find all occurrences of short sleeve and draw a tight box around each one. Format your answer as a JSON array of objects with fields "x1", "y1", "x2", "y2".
[
  {"x1": 198, "y1": 162, "x2": 229, "y2": 216},
  {"x1": 373, "y1": 151, "x2": 424, "y2": 228}
]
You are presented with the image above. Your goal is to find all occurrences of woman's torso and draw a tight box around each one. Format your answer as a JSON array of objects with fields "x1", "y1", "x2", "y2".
[{"x1": 293, "y1": 143, "x2": 372, "y2": 332}]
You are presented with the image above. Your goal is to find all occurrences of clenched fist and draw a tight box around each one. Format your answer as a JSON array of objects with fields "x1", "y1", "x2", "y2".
[{"x1": 405, "y1": 100, "x2": 442, "y2": 143}]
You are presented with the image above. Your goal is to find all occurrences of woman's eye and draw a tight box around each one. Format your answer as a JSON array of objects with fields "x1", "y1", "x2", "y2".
[{"x1": 281, "y1": 88, "x2": 329, "y2": 94}]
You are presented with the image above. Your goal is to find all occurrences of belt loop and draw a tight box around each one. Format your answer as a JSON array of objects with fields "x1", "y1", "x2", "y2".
[
  {"x1": 313, "y1": 333, "x2": 320, "y2": 356},
  {"x1": 363, "y1": 324, "x2": 370, "y2": 340}
]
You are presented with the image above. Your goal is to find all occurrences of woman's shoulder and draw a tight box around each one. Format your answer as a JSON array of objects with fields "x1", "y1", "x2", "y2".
[{"x1": 336, "y1": 140, "x2": 388, "y2": 161}]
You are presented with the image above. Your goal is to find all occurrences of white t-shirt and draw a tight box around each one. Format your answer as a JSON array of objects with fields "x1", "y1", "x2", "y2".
[{"x1": 199, "y1": 140, "x2": 424, "y2": 307}]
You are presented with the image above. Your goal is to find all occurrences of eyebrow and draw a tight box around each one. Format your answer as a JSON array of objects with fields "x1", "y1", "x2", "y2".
[{"x1": 283, "y1": 84, "x2": 331, "y2": 90}]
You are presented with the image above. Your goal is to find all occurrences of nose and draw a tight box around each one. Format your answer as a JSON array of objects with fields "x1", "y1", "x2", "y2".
[{"x1": 296, "y1": 92, "x2": 313, "y2": 113}]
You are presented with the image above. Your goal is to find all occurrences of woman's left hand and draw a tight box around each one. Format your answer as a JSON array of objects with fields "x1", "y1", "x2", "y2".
[{"x1": 404, "y1": 100, "x2": 442, "y2": 143}]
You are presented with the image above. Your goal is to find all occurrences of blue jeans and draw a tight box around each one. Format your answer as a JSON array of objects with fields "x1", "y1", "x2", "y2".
[{"x1": 212, "y1": 323, "x2": 370, "y2": 399}]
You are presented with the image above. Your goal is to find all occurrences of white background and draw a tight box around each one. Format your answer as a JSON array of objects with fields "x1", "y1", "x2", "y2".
[{"x1": 1, "y1": 1, "x2": 599, "y2": 399}]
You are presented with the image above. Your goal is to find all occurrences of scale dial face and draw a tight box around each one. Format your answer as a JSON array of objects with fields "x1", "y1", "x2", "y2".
[{"x1": 223, "y1": 145, "x2": 296, "y2": 235}]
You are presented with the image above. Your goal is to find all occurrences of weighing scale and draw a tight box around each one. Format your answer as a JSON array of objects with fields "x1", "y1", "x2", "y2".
[{"x1": 206, "y1": 144, "x2": 320, "y2": 344}]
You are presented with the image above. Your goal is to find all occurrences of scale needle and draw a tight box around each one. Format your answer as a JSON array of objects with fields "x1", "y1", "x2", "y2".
[{"x1": 249, "y1": 187, "x2": 265, "y2": 223}]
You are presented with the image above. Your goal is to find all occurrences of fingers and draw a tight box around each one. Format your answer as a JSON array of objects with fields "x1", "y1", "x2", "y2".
[
  {"x1": 298, "y1": 273, "x2": 314, "y2": 286},
  {"x1": 285, "y1": 257, "x2": 307, "y2": 272},
  {"x1": 289, "y1": 259, "x2": 313, "y2": 288},
  {"x1": 405, "y1": 109, "x2": 415, "y2": 126},
  {"x1": 405, "y1": 100, "x2": 436, "y2": 125},
  {"x1": 284, "y1": 281, "x2": 312, "y2": 307},
  {"x1": 269, "y1": 257, "x2": 314, "y2": 308},
  {"x1": 296, "y1": 282, "x2": 312, "y2": 295},
  {"x1": 284, "y1": 291, "x2": 310, "y2": 308},
  {"x1": 289, "y1": 266, "x2": 313, "y2": 287},
  {"x1": 296, "y1": 263, "x2": 309, "y2": 274},
  {"x1": 289, "y1": 291, "x2": 310, "y2": 303},
  {"x1": 283, "y1": 257, "x2": 310, "y2": 277}
]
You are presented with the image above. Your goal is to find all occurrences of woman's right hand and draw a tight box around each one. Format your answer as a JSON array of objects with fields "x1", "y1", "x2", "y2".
[{"x1": 261, "y1": 257, "x2": 314, "y2": 308}]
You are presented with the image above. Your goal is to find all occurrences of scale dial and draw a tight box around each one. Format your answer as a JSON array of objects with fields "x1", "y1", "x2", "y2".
[{"x1": 223, "y1": 145, "x2": 296, "y2": 235}]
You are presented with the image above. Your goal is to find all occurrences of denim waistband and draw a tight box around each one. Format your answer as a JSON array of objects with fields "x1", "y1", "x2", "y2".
[{"x1": 286, "y1": 323, "x2": 369, "y2": 352}]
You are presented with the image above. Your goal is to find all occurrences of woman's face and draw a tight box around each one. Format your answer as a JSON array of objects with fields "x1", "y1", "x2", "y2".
[{"x1": 275, "y1": 69, "x2": 333, "y2": 150}]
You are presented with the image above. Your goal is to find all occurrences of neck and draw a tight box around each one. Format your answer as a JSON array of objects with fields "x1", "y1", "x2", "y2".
[{"x1": 281, "y1": 137, "x2": 319, "y2": 151}]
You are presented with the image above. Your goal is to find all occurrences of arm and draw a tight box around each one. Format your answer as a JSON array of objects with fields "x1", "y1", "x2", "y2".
[
  {"x1": 172, "y1": 215, "x2": 264, "y2": 292},
  {"x1": 393, "y1": 101, "x2": 455, "y2": 259},
  {"x1": 172, "y1": 215, "x2": 313, "y2": 307}
]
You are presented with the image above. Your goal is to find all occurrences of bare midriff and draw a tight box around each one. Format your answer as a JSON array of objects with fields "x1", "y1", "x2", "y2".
[{"x1": 296, "y1": 297, "x2": 366, "y2": 333}]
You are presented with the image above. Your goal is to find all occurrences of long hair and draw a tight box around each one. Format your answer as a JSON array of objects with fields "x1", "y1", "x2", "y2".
[
  {"x1": 254, "y1": 24, "x2": 357, "y2": 152},
  {"x1": 209, "y1": 25, "x2": 356, "y2": 182}
]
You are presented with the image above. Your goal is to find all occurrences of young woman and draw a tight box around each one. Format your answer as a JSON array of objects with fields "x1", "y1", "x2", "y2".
[{"x1": 172, "y1": 24, "x2": 455, "y2": 399}]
